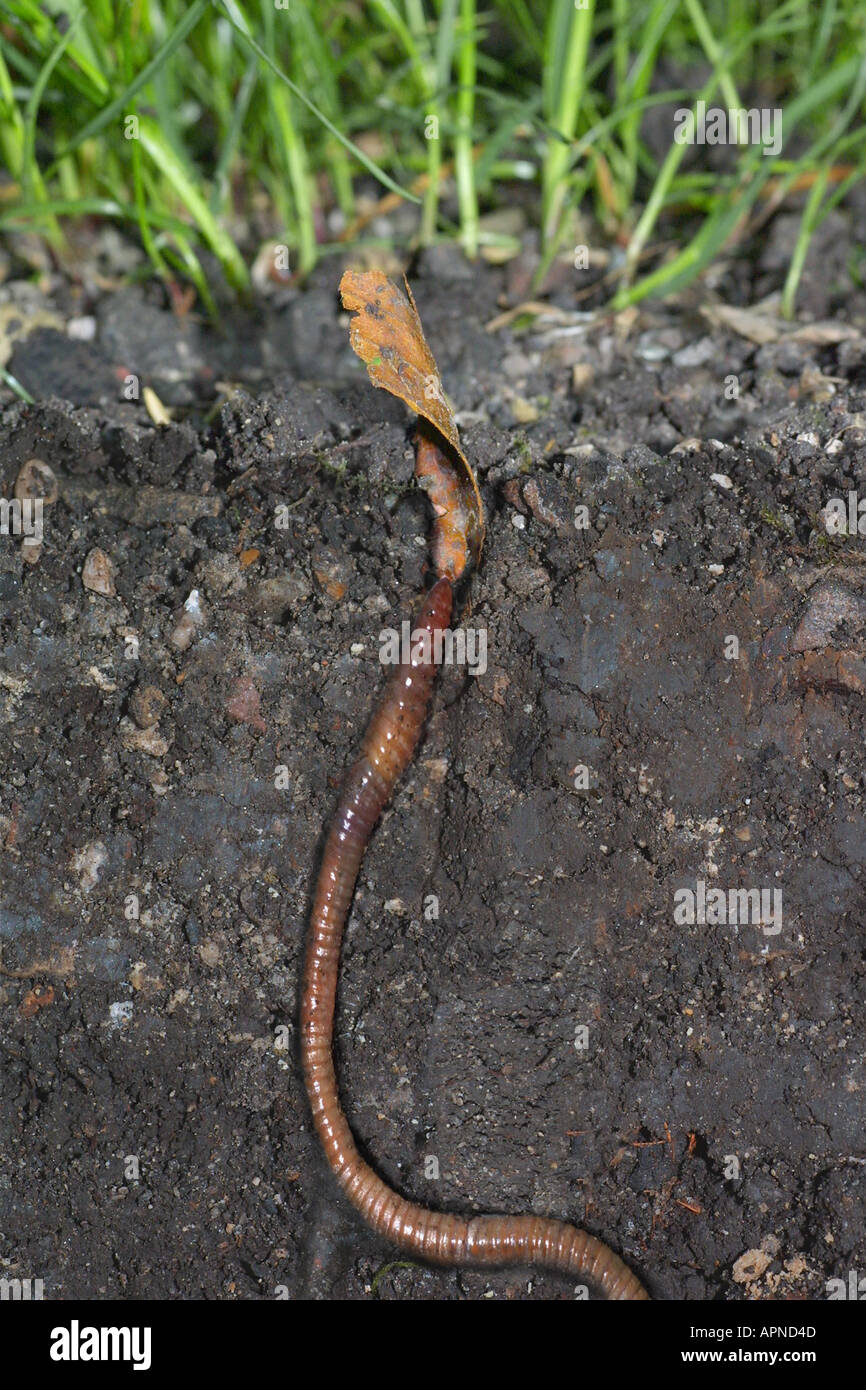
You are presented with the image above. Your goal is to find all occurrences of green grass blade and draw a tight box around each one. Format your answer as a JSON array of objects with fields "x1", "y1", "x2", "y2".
[
  {"x1": 49, "y1": 0, "x2": 212, "y2": 169},
  {"x1": 217, "y1": 0, "x2": 420, "y2": 204},
  {"x1": 137, "y1": 114, "x2": 250, "y2": 291}
]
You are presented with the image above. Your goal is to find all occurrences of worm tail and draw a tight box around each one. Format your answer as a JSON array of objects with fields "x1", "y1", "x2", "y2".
[{"x1": 300, "y1": 575, "x2": 648, "y2": 1300}]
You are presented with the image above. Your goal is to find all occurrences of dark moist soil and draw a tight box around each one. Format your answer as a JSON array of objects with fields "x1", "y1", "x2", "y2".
[{"x1": 1, "y1": 212, "x2": 866, "y2": 1301}]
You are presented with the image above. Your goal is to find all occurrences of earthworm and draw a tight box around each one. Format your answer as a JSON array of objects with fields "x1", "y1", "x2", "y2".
[{"x1": 300, "y1": 575, "x2": 648, "y2": 1300}]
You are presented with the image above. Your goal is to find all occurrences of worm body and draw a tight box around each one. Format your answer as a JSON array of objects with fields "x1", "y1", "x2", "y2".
[{"x1": 301, "y1": 576, "x2": 647, "y2": 1300}]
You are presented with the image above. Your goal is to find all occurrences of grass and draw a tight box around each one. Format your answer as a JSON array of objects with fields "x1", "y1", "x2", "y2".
[{"x1": 0, "y1": 0, "x2": 864, "y2": 314}]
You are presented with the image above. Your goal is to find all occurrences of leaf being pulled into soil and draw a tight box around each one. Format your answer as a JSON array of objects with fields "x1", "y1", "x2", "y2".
[{"x1": 339, "y1": 268, "x2": 484, "y2": 581}]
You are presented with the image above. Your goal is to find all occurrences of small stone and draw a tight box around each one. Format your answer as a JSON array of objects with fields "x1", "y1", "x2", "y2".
[
  {"x1": 711, "y1": 473, "x2": 734, "y2": 490},
  {"x1": 130, "y1": 960, "x2": 162, "y2": 993},
  {"x1": 672, "y1": 336, "x2": 717, "y2": 368},
  {"x1": 502, "y1": 351, "x2": 533, "y2": 380},
  {"x1": 793, "y1": 582, "x2": 866, "y2": 652},
  {"x1": 119, "y1": 717, "x2": 170, "y2": 758},
  {"x1": 72, "y1": 840, "x2": 108, "y2": 893},
  {"x1": 670, "y1": 437, "x2": 703, "y2": 454},
  {"x1": 13, "y1": 459, "x2": 52, "y2": 565},
  {"x1": 522, "y1": 476, "x2": 570, "y2": 532},
  {"x1": 67, "y1": 315, "x2": 97, "y2": 342},
  {"x1": 502, "y1": 479, "x2": 527, "y2": 513},
  {"x1": 571, "y1": 362, "x2": 594, "y2": 394},
  {"x1": 82, "y1": 548, "x2": 116, "y2": 596},
  {"x1": 251, "y1": 240, "x2": 294, "y2": 293},
  {"x1": 249, "y1": 573, "x2": 312, "y2": 620},
  {"x1": 311, "y1": 549, "x2": 350, "y2": 601},
  {"x1": 733, "y1": 1249, "x2": 772, "y2": 1284},
  {"x1": 634, "y1": 333, "x2": 670, "y2": 362},
  {"x1": 510, "y1": 395, "x2": 539, "y2": 424},
  {"x1": 150, "y1": 769, "x2": 169, "y2": 796},
  {"x1": 423, "y1": 756, "x2": 449, "y2": 782},
  {"x1": 225, "y1": 675, "x2": 266, "y2": 734},
  {"x1": 14, "y1": 458, "x2": 58, "y2": 505},
  {"x1": 129, "y1": 684, "x2": 166, "y2": 730},
  {"x1": 88, "y1": 667, "x2": 117, "y2": 693},
  {"x1": 819, "y1": 501, "x2": 847, "y2": 535},
  {"x1": 171, "y1": 589, "x2": 204, "y2": 650},
  {"x1": 799, "y1": 364, "x2": 835, "y2": 402}
]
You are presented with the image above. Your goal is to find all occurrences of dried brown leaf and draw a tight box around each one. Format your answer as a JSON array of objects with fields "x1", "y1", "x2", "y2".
[{"x1": 339, "y1": 269, "x2": 484, "y2": 578}]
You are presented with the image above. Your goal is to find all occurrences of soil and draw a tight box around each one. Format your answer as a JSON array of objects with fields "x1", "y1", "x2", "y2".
[{"x1": 1, "y1": 205, "x2": 866, "y2": 1301}]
